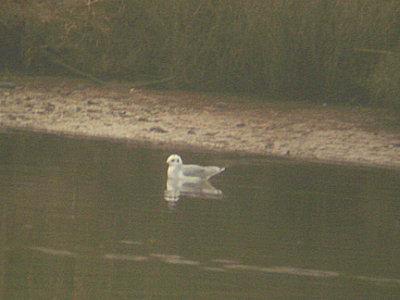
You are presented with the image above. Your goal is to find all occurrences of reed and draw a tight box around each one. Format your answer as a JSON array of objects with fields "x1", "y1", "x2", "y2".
[{"x1": 1, "y1": 0, "x2": 399, "y2": 104}]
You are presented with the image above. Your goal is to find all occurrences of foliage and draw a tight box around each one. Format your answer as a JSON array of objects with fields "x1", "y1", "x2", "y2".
[{"x1": 0, "y1": 0, "x2": 400, "y2": 104}]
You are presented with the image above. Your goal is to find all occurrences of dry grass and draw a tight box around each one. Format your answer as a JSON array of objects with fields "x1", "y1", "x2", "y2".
[{"x1": 1, "y1": 0, "x2": 399, "y2": 105}]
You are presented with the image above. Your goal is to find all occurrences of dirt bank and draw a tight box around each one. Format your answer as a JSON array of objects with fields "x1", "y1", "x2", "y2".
[{"x1": 1, "y1": 76, "x2": 399, "y2": 168}]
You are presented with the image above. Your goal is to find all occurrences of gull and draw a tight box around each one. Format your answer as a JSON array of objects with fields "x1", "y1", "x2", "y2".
[{"x1": 166, "y1": 154, "x2": 225, "y2": 182}]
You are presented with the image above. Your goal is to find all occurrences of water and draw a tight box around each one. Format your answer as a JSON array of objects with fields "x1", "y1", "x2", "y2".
[{"x1": 1, "y1": 130, "x2": 399, "y2": 299}]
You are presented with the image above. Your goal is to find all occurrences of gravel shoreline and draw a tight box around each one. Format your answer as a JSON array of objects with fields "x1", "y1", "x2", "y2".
[{"x1": 1, "y1": 76, "x2": 400, "y2": 168}]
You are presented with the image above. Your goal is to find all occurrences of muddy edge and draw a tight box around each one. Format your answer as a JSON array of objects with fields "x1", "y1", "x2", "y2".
[{"x1": 1, "y1": 76, "x2": 399, "y2": 168}]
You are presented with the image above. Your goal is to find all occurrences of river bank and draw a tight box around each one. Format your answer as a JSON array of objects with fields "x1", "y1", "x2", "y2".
[{"x1": 1, "y1": 76, "x2": 399, "y2": 168}]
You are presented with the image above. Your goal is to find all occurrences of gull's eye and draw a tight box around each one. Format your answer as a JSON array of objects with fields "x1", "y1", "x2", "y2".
[{"x1": 171, "y1": 159, "x2": 175, "y2": 162}]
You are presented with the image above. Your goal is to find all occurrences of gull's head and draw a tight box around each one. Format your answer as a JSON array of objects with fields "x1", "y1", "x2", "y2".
[{"x1": 166, "y1": 154, "x2": 183, "y2": 166}]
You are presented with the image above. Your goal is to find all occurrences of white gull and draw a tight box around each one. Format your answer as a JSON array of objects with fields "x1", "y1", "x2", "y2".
[{"x1": 166, "y1": 154, "x2": 225, "y2": 182}]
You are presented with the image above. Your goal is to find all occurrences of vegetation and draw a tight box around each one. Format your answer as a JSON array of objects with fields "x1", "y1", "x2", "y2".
[{"x1": 1, "y1": 0, "x2": 400, "y2": 105}]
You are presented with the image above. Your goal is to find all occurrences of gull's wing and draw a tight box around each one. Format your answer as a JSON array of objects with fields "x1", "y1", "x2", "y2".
[{"x1": 182, "y1": 164, "x2": 225, "y2": 179}]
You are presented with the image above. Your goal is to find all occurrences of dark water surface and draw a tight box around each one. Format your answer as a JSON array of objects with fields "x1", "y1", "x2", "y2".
[{"x1": 1, "y1": 131, "x2": 399, "y2": 299}]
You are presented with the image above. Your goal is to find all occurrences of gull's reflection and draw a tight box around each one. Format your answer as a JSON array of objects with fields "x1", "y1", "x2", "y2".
[{"x1": 164, "y1": 178, "x2": 223, "y2": 208}]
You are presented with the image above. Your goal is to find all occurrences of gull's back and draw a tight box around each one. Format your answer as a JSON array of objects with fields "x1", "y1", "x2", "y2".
[{"x1": 181, "y1": 164, "x2": 225, "y2": 180}]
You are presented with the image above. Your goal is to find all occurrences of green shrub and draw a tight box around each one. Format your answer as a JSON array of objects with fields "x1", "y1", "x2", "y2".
[{"x1": 369, "y1": 49, "x2": 400, "y2": 107}]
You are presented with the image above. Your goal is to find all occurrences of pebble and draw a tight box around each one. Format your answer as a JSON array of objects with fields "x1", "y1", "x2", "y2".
[
  {"x1": 87, "y1": 109, "x2": 102, "y2": 113},
  {"x1": 150, "y1": 126, "x2": 168, "y2": 133},
  {"x1": 214, "y1": 102, "x2": 227, "y2": 109}
]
